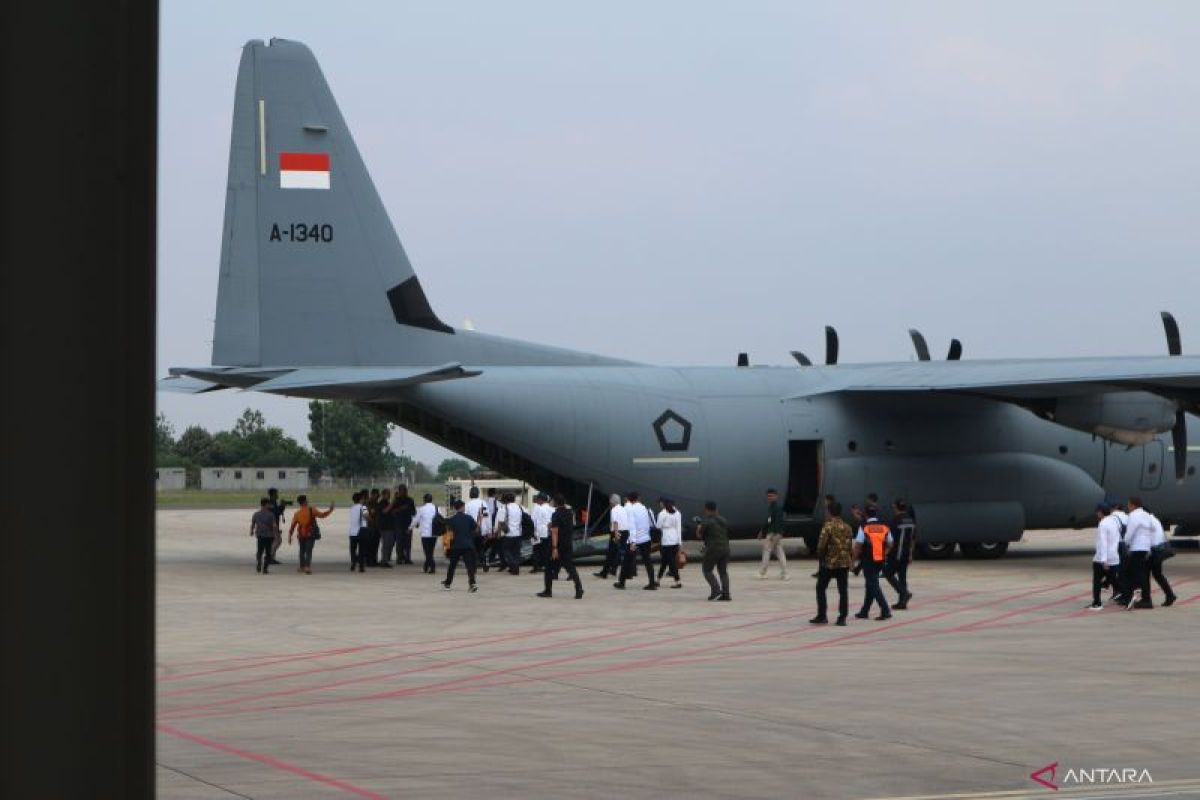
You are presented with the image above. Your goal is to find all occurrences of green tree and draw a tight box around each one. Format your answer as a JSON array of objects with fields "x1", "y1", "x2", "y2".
[
  {"x1": 175, "y1": 425, "x2": 214, "y2": 462},
  {"x1": 233, "y1": 408, "x2": 266, "y2": 438},
  {"x1": 390, "y1": 453, "x2": 434, "y2": 483},
  {"x1": 202, "y1": 409, "x2": 312, "y2": 467},
  {"x1": 155, "y1": 412, "x2": 176, "y2": 453},
  {"x1": 308, "y1": 401, "x2": 393, "y2": 479},
  {"x1": 437, "y1": 457, "x2": 472, "y2": 479}
]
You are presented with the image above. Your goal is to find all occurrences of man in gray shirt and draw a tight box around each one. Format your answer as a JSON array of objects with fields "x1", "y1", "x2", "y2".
[{"x1": 250, "y1": 498, "x2": 277, "y2": 575}]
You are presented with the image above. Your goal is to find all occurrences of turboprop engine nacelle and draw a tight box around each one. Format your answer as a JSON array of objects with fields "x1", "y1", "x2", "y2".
[{"x1": 1052, "y1": 392, "x2": 1176, "y2": 445}]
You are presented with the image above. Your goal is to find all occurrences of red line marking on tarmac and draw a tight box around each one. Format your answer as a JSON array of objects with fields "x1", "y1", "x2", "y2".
[
  {"x1": 158, "y1": 612, "x2": 718, "y2": 716},
  {"x1": 1059, "y1": 577, "x2": 1199, "y2": 619},
  {"x1": 162, "y1": 588, "x2": 979, "y2": 722},
  {"x1": 157, "y1": 723, "x2": 385, "y2": 800},
  {"x1": 158, "y1": 608, "x2": 802, "y2": 721},
  {"x1": 157, "y1": 628, "x2": 553, "y2": 673},
  {"x1": 522, "y1": 583, "x2": 1065, "y2": 679},
  {"x1": 158, "y1": 605, "x2": 788, "y2": 681},
  {"x1": 162, "y1": 580, "x2": 1083, "y2": 721},
  {"x1": 160, "y1": 624, "x2": 581, "y2": 699},
  {"x1": 419, "y1": 582, "x2": 1073, "y2": 692}
]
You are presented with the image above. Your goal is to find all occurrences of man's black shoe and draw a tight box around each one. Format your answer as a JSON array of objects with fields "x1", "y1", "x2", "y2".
[
  {"x1": 809, "y1": 616, "x2": 828, "y2": 625},
  {"x1": 379, "y1": 562, "x2": 392, "y2": 569},
  {"x1": 835, "y1": 617, "x2": 847, "y2": 626},
  {"x1": 875, "y1": 613, "x2": 892, "y2": 620},
  {"x1": 575, "y1": 589, "x2": 585, "y2": 599},
  {"x1": 593, "y1": 571, "x2": 607, "y2": 578},
  {"x1": 536, "y1": 591, "x2": 552, "y2": 598},
  {"x1": 718, "y1": 594, "x2": 731, "y2": 602},
  {"x1": 854, "y1": 612, "x2": 869, "y2": 619},
  {"x1": 1133, "y1": 600, "x2": 1154, "y2": 609},
  {"x1": 893, "y1": 601, "x2": 908, "y2": 610},
  {"x1": 643, "y1": 583, "x2": 658, "y2": 590},
  {"x1": 613, "y1": 582, "x2": 626, "y2": 590},
  {"x1": 1163, "y1": 594, "x2": 1177, "y2": 607},
  {"x1": 708, "y1": 591, "x2": 721, "y2": 601}
]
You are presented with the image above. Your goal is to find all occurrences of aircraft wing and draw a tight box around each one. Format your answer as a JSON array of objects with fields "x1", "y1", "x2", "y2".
[
  {"x1": 160, "y1": 362, "x2": 480, "y2": 400},
  {"x1": 789, "y1": 355, "x2": 1200, "y2": 405}
]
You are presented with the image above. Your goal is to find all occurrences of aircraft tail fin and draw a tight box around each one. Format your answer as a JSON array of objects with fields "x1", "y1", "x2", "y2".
[
  {"x1": 213, "y1": 39, "x2": 626, "y2": 369},
  {"x1": 214, "y1": 38, "x2": 453, "y2": 367}
]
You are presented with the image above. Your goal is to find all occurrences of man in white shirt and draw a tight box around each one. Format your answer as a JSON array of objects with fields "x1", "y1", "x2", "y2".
[
  {"x1": 1147, "y1": 509, "x2": 1177, "y2": 606},
  {"x1": 464, "y1": 486, "x2": 490, "y2": 573},
  {"x1": 482, "y1": 488, "x2": 500, "y2": 571},
  {"x1": 615, "y1": 491, "x2": 658, "y2": 590},
  {"x1": 347, "y1": 491, "x2": 367, "y2": 573},
  {"x1": 594, "y1": 494, "x2": 628, "y2": 579},
  {"x1": 1089, "y1": 504, "x2": 1122, "y2": 610},
  {"x1": 530, "y1": 494, "x2": 554, "y2": 574},
  {"x1": 1123, "y1": 497, "x2": 1155, "y2": 609},
  {"x1": 496, "y1": 492, "x2": 525, "y2": 575},
  {"x1": 412, "y1": 493, "x2": 439, "y2": 574}
]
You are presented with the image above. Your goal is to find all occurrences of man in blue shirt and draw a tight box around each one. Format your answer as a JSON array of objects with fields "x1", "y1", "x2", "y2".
[{"x1": 442, "y1": 500, "x2": 480, "y2": 592}]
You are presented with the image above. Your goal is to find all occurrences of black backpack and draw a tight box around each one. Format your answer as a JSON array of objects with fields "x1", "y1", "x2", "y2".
[
  {"x1": 520, "y1": 509, "x2": 535, "y2": 538},
  {"x1": 432, "y1": 512, "x2": 447, "y2": 536}
]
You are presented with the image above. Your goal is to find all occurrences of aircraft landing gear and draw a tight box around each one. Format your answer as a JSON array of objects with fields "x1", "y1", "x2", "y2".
[
  {"x1": 802, "y1": 533, "x2": 820, "y2": 556},
  {"x1": 916, "y1": 541, "x2": 956, "y2": 560},
  {"x1": 959, "y1": 541, "x2": 1009, "y2": 559}
]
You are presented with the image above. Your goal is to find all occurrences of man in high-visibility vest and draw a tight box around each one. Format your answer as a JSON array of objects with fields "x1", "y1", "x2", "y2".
[{"x1": 852, "y1": 514, "x2": 894, "y2": 620}]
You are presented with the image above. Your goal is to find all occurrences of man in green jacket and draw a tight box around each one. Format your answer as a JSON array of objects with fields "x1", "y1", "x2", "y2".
[
  {"x1": 758, "y1": 488, "x2": 789, "y2": 580},
  {"x1": 698, "y1": 501, "x2": 732, "y2": 601}
]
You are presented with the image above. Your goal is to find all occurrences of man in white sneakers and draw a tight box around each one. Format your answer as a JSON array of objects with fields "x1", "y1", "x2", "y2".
[{"x1": 1089, "y1": 504, "x2": 1122, "y2": 610}]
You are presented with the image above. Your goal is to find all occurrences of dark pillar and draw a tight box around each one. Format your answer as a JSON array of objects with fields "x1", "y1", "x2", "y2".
[{"x1": 1, "y1": 1, "x2": 157, "y2": 797}]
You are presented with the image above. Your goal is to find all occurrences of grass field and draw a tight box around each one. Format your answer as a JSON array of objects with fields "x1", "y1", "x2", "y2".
[{"x1": 155, "y1": 485, "x2": 442, "y2": 509}]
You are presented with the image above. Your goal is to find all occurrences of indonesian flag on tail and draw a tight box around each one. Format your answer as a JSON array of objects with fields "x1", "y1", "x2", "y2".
[{"x1": 279, "y1": 152, "x2": 330, "y2": 189}]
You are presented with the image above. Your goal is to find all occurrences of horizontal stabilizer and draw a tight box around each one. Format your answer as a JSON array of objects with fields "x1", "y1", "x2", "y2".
[
  {"x1": 156, "y1": 375, "x2": 229, "y2": 394},
  {"x1": 250, "y1": 362, "x2": 481, "y2": 399}
]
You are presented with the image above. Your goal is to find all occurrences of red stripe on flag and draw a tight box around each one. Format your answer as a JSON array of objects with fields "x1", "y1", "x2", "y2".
[{"x1": 279, "y1": 152, "x2": 330, "y2": 172}]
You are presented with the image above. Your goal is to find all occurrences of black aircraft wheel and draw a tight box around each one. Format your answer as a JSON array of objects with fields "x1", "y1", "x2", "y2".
[
  {"x1": 959, "y1": 541, "x2": 1009, "y2": 559},
  {"x1": 916, "y1": 541, "x2": 956, "y2": 560},
  {"x1": 802, "y1": 533, "x2": 820, "y2": 556}
]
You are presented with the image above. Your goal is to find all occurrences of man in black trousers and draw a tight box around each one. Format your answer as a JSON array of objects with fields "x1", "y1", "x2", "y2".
[
  {"x1": 538, "y1": 495, "x2": 584, "y2": 599},
  {"x1": 442, "y1": 500, "x2": 480, "y2": 593}
]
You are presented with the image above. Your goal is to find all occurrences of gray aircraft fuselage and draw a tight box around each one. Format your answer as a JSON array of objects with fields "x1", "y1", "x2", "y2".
[{"x1": 361, "y1": 364, "x2": 1196, "y2": 547}]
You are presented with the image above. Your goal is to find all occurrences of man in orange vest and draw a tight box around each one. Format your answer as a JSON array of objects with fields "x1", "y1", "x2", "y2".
[{"x1": 852, "y1": 514, "x2": 894, "y2": 620}]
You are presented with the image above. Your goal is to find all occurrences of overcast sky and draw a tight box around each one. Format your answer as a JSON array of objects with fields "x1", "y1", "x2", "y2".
[{"x1": 157, "y1": 1, "x2": 1200, "y2": 465}]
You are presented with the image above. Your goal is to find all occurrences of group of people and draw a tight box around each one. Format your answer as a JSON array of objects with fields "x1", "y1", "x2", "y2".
[
  {"x1": 593, "y1": 491, "x2": 728, "y2": 599},
  {"x1": 1091, "y1": 496, "x2": 1177, "y2": 610},
  {"x1": 247, "y1": 484, "x2": 1180, "y2": 621},
  {"x1": 803, "y1": 492, "x2": 917, "y2": 626}
]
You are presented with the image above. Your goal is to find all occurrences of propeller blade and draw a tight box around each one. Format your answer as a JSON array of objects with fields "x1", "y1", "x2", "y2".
[
  {"x1": 908, "y1": 329, "x2": 931, "y2": 361},
  {"x1": 790, "y1": 350, "x2": 813, "y2": 367},
  {"x1": 1162, "y1": 311, "x2": 1182, "y2": 356},
  {"x1": 947, "y1": 338, "x2": 963, "y2": 361},
  {"x1": 737, "y1": 352, "x2": 749, "y2": 367},
  {"x1": 1173, "y1": 410, "x2": 1187, "y2": 481},
  {"x1": 825, "y1": 326, "x2": 839, "y2": 366}
]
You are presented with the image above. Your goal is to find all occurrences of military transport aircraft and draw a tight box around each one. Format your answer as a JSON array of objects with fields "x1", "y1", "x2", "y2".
[{"x1": 162, "y1": 39, "x2": 1200, "y2": 558}]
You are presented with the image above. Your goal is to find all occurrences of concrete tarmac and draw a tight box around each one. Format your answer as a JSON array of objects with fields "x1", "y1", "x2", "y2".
[{"x1": 155, "y1": 509, "x2": 1200, "y2": 800}]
